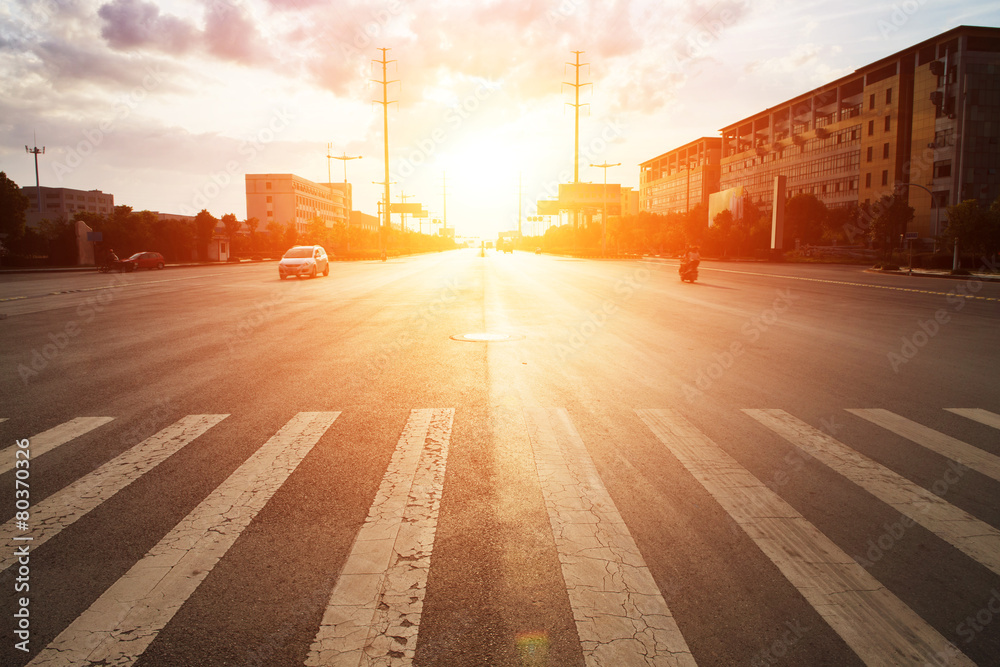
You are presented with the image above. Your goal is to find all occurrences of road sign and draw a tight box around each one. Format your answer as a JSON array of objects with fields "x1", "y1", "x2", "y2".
[{"x1": 905, "y1": 232, "x2": 918, "y2": 240}]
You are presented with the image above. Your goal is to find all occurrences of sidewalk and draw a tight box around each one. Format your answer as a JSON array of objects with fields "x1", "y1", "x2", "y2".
[
  {"x1": 0, "y1": 259, "x2": 276, "y2": 275},
  {"x1": 866, "y1": 267, "x2": 1000, "y2": 281}
]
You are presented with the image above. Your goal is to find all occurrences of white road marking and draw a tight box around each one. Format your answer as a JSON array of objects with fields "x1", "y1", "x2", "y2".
[
  {"x1": 946, "y1": 408, "x2": 1000, "y2": 431},
  {"x1": 306, "y1": 408, "x2": 452, "y2": 667},
  {"x1": 847, "y1": 409, "x2": 1000, "y2": 483},
  {"x1": 637, "y1": 408, "x2": 974, "y2": 667},
  {"x1": 0, "y1": 417, "x2": 114, "y2": 475},
  {"x1": 28, "y1": 411, "x2": 339, "y2": 667},
  {"x1": 745, "y1": 409, "x2": 1000, "y2": 577},
  {"x1": 1, "y1": 415, "x2": 228, "y2": 570},
  {"x1": 525, "y1": 408, "x2": 696, "y2": 667}
]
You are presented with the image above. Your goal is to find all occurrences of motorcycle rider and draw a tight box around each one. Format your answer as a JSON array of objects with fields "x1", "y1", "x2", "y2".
[
  {"x1": 682, "y1": 245, "x2": 700, "y2": 270},
  {"x1": 105, "y1": 248, "x2": 120, "y2": 271}
]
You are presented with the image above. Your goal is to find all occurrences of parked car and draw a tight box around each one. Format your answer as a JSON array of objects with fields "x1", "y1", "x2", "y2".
[
  {"x1": 279, "y1": 245, "x2": 329, "y2": 279},
  {"x1": 123, "y1": 251, "x2": 165, "y2": 270}
]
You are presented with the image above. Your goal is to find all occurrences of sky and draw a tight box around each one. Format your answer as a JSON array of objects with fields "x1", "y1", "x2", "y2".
[{"x1": 2, "y1": 0, "x2": 999, "y2": 239}]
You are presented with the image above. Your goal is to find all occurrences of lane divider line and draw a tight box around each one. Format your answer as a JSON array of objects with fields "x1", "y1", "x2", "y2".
[
  {"x1": 638, "y1": 408, "x2": 974, "y2": 667},
  {"x1": 306, "y1": 408, "x2": 453, "y2": 667},
  {"x1": 526, "y1": 407, "x2": 696, "y2": 667},
  {"x1": 28, "y1": 411, "x2": 339, "y2": 667}
]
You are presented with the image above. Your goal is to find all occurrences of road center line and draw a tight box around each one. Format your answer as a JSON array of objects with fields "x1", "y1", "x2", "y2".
[
  {"x1": 744, "y1": 409, "x2": 1000, "y2": 577},
  {"x1": 0, "y1": 414, "x2": 228, "y2": 570},
  {"x1": 28, "y1": 411, "x2": 339, "y2": 667},
  {"x1": 847, "y1": 409, "x2": 1000, "y2": 482},
  {"x1": 945, "y1": 408, "x2": 1000, "y2": 431},
  {"x1": 525, "y1": 408, "x2": 696, "y2": 667},
  {"x1": 306, "y1": 408, "x2": 453, "y2": 667},
  {"x1": 637, "y1": 408, "x2": 973, "y2": 667},
  {"x1": 0, "y1": 417, "x2": 114, "y2": 475}
]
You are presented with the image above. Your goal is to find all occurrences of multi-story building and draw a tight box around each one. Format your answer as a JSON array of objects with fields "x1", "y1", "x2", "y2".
[
  {"x1": 22, "y1": 186, "x2": 114, "y2": 227},
  {"x1": 245, "y1": 174, "x2": 347, "y2": 232},
  {"x1": 640, "y1": 138, "x2": 721, "y2": 216},
  {"x1": 643, "y1": 26, "x2": 1000, "y2": 242},
  {"x1": 717, "y1": 25, "x2": 1000, "y2": 240}
]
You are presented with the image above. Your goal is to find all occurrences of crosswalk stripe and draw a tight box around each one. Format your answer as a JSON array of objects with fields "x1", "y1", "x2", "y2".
[
  {"x1": 1, "y1": 415, "x2": 228, "y2": 571},
  {"x1": 526, "y1": 408, "x2": 696, "y2": 667},
  {"x1": 638, "y1": 408, "x2": 974, "y2": 667},
  {"x1": 306, "y1": 408, "x2": 453, "y2": 667},
  {"x1": 744, "y1": 409, "x2": 1000, "y2": 577},
  {"x1": 0, "y1": 417, "x2": 114, "y2": 475},
  {"x1": 28, "y1": 411, "x2": 339, "y2": 667},
  {"x1": 945, "y1": 408, "x2": 1000, "y2": 430},
  {"x1": 847, "y1": 409, "x2": 1000, "y2": 483}
]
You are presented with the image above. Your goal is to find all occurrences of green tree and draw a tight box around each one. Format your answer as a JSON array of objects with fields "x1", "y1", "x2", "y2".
[
  {"x1": 221, "y1": 213, "x2": 240, "y2": 254},
  {"x1": 194, "y1": 209, "x2": 218, "y2": 260},
  {"x1": 282, "y1": 221, "x2": 298, "y2": 249},
  {"x1": 266, "y1": 220, "x2": 283, "y2": 253},
  {"x1": 867, "y1": 194, "x2": 914, "y2": 261},
  {"x1": 0, "y1": 172, "x2": 29, "y2": 253},
  {"x1": 944, "y1": 199, "x2": 994, "y2": 267},
  {"x1": 245, "y1": 216, "x2": 259, "y2": 252},
  {"x1": 711, "y1": 209, "x2": 734, "y2": 258},
  {"x1": 784, "y1": 193, "x2": 828, "y2": 249}
]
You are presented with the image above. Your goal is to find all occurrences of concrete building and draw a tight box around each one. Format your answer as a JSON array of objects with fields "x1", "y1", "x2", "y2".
[
  {"x1": 642, "y1": 26, "x2": 1000, "y2": 242},
  {"x1": 22, "y1": 186, "x2": 114, "y2": 227},
  {"x1": 717, "y1": 25, "x2": 1000, "y2": 240},
  {"x1": 640, "y1": 138, "x2": 721, "y2": 216},
  {"x1": 245, "y1": 174, "x2": 347, "y2": 232}
]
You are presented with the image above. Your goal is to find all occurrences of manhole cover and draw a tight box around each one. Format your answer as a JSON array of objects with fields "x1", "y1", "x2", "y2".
[{"x1": 450, "y1": 333, "x2": 524, "y2": 342}]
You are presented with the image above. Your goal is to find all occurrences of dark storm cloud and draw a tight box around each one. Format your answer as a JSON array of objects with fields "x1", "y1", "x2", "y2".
[{"x1": 98, "y1": 0, "x2": 199, "y2": 53}]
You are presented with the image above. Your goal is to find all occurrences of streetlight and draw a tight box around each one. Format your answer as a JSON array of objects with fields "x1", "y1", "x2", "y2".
[
  {"x1": 896, "y1": 182, "x2": 942, "y2": 269},
  {"x1": 590, "y1": 162, "x2": 620, "y2": 257},
  {"x1": 328, "y1": 145, "x2": 361, "y2": 229}
]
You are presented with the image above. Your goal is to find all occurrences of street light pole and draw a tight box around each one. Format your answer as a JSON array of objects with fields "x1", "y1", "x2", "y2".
[
  {"x1": 330, "y1": 149, "x2": 362, "y2": 228},
  {"x1": 25, "y1": 136, "x2": 45, "y2": 216},
  {"x1": 590, "y1": 162, "x2": 619, "y2": 257}
]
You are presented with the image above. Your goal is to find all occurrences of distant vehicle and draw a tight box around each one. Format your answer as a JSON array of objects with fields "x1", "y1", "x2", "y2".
[
  {"x1": 279, "y1": 245, "x2": 329, "y2": 279},
  {"x1": 502, "y1": 240, "x2": 513, "y2": 254},
  {"x1": 123, "y1": 252, "x2": 165, "y2": 270},
  {"x1": 534, "y1": 247, "x2": 542, "y2": 254}
]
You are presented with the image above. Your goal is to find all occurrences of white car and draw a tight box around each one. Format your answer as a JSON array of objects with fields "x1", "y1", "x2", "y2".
[{"x1": 279, "y1": 245, "x2": 329, "y2": 279}]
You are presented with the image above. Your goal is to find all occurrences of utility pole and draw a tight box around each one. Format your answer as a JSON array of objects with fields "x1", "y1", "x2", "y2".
[
  {"x1": 563, "y1": 51, "x2": 590, "y2": 228},
  {"x1": 590, "y1": 162, "x2": 619, "y2": 257},
  {"x1": 372, "y1": 47, "x2": 397, "y2": 259},
  {"x1": 25, "y1": 134, "x2": 45, "y2": 216}
]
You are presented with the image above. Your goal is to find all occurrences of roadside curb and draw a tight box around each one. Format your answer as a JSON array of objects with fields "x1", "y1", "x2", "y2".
[{"x1": 864, "y1": 268, "x2": 1000, "y2": 282}]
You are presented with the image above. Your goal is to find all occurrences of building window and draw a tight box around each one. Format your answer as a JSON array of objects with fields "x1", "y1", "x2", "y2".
[
  {"x1": 883, "y1": 143, "x2": 890, "y2": 159},
  {"x1": 266, "y1": 182, "x2": 272, "y2": 190},
  {"x1": 884, "y1": 115, "x2": 891, "y2": 132},
  {"x1": 933, "y1": 160, "x2": 952, "y2": 178},
  {"x1": 865, "y1": 173, "x2": 872, "y2": 188},
  {"x1": 266, "y1": 211, "x2": 273, "y2": 217},
  {"x1": 266, "y1": 196, "x2": 272, "y2": 203},
  {"x1": 869, "y1": 94, "x2": 876, "y2": 110},
  {"x1": 886, "y1": 88, "x2": 892, "y2": 105},
  {"x1": 867, "y1": 147, "x2": 873, "y2": 162},
  {"x1": 868, "y1": 120, "x2": 875, "y2": 136},
  {"x1": 881, "y1": 170, "x2": 889, "y2": 186}
]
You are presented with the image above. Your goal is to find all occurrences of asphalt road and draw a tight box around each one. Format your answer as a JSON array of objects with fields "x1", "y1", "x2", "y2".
[{"x1": 1, "y1": 250, "x2": 999, "y2": 666}]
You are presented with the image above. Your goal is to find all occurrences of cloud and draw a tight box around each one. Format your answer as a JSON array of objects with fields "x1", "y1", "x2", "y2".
[{"x1": 98, "y1": 0, "x2": 198, "y2": 54}]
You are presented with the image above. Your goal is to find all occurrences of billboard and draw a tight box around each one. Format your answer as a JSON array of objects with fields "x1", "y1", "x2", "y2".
[{"x1": 708, "y1": 185, "x2": 745, "y2": 226}]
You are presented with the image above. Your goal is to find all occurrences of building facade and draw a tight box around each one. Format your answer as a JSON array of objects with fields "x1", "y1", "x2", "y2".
[
  {"x1": 245, "y1": 174, "x2": 347, "y2": 232},
  {"x1": 643, "y1": 26, "x2": 1000, "y2": 242},
  {"x1": 640, "y1": 137, "x2": 721, "y2": 216},
  {"x1": 22, "y1": 186, "x2": 114, "y2": 227}
]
